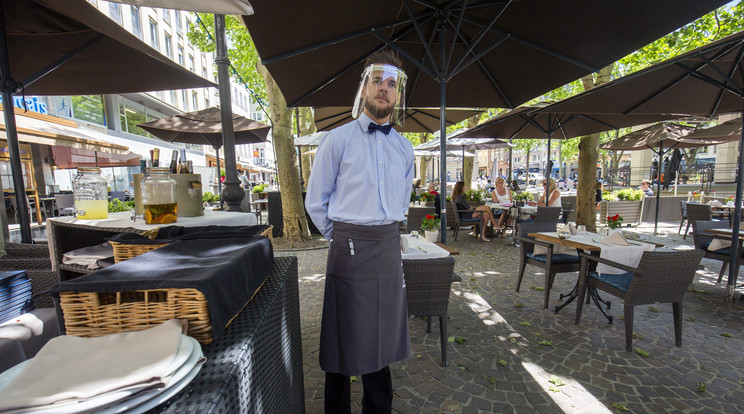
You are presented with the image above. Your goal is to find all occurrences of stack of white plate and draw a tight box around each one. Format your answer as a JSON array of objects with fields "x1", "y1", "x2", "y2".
[{"x1": 0, "y1": 335, "x2": 204, "y2": 414}]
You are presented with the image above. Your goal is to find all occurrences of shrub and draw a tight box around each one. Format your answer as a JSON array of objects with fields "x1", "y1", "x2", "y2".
[
  {"x1": 202, "y1": 192, "x2": 220, "y2": 202},
  {"x1": 251, "y1": 184, "x2": 267, "y2": 193},
  {"x1": 614, "y1": 188, "x2": 644, "y2": 201},
  {"x1": 464, "y1": 189, "x2": 484, "y2": 203},
  {"x1": 108, "y1": 199, "x2": 135, "y2": 212}
]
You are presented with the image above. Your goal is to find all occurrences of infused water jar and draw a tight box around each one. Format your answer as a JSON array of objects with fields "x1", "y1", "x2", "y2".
[
  {"x1": 142, "y1": 167, "x2": 177, "y2": 224},
  {"x1": 73, "y1": 167, "x2": 108, "y2": 219}
]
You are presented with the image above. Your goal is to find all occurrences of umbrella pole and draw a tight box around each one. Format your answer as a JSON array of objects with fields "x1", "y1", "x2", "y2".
[
  {"x1": 654, "y1": 142, "x2": 663, "y2": 235},
  {"x1": 296, "y1": 108, "x2": 304, "y2": 190},
  {"x1": 0, "y1": 8, "x2": 31, "y2": 243},
  {"x1": 216, "y1": 146, "x2": 223, "y2": 210},
  {"x1": 438, "y1": 26, "x2": 447, "y2": 244},
  {"x1": 214, "y1": 14, "x2": 243, "y2": 211},
  {"x1": 727, "y1": 111, "x2": 744, "y2": 300}
]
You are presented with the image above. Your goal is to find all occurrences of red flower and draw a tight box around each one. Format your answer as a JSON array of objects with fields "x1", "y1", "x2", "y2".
[
  {"x1": 426, "y1": 214, "x2": 435, "y2": 220},
  {"x1": 612, "y1": 214, "x2": 620, "y2": 220},
  {"x1": 607, "y1": 216, "x2": 612, "y2": 221},
  {"x1": 429, "y1": 190, "x2": 439, "y2": 195}
]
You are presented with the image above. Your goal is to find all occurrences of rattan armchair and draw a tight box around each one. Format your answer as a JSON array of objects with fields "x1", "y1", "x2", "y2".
[
  {"x1": 516, "y1": 221, "x2": 580, "y2": 308},
  {"x1": 451, "y1": 200, "x2": 481, "y2": 241},
  {"x1": 691, "y1": 220, "x2": 742, "y2": 283},
  {"x1": 574, "y1": 249, "x2": 704, "y2": 351},
  {"x1": 406, "y1": 207, "x2": 436, "y2": 233},
  {"x1": 403, "y1": 256, "x2": 456, "y2": 366},
  {"x1": 684, "y1": 203, "x2": 712, "y2": 239}
]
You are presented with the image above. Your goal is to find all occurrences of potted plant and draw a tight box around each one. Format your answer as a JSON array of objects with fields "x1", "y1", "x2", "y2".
[
  {"x1": 513, "y1": 191, "x2": 533, "y2": 207},
  {"x1": 465, "y1": 189, "x2": 485, "y2": 205},
  {"x1": 419, "y1": 191, "x2": 435, "y2": 206},
  {"x1": 607, "y1": 214, "x2": 624, "y2": 229},
  {"x1": 599, "y1": 188, "x2": 645, "y2": 225},
  {"x1": 420, "y1": 214, "x2": 441, "y2": 242}
]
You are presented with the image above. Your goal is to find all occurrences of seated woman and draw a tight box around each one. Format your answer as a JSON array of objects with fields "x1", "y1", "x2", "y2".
[
  {"x1": 529, "y1": 177, "x2": 561, "y2": 208},
  {"x1": 452, "y1": 181, "x2": 500, "y2": 242},
  {"x1": 490, "y1": 177, "x2": 512, "y2": 238}
]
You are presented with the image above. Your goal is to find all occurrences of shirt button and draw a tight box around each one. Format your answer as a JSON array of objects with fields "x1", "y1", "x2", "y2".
[{"x1": 379, "y1": 161, "x2": 382, "y2": 164}]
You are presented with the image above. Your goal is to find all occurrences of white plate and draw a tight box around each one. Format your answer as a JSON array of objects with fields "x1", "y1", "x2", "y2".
[
  {"x1": 96, "y1": 336, "x2": 204, "y2": 414},
  {"x1": 0, "y1": 335, "x2": 199, "y2": 414}
]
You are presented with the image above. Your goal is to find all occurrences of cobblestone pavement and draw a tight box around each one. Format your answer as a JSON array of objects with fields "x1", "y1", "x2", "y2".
[{"x1": 277, "y1": 223, "x2": 744, "y2": 413}]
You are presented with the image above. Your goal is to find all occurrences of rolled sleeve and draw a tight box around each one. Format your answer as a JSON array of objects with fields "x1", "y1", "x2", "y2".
[{"x1": 305, "y1": 135, "x2": 339, "y2": 240}]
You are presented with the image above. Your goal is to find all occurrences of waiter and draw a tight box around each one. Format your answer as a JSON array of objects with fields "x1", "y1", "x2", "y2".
[{"x1": 305, "y1": 49, "x2": 414, "y2": 413}]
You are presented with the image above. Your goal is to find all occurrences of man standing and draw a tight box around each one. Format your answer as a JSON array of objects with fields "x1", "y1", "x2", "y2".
[{"x1": 305, "y1": 50, "x2": 414, "y2": 413}]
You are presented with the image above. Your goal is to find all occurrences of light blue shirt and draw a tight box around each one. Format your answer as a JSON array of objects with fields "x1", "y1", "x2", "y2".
[{"x1": 305, "y1": 112, "x2": 414, "y2": 240}]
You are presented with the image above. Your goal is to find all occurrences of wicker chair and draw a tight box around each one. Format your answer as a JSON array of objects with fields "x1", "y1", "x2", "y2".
[
  {"x1": 53, "y1": 194, "x2": 74, "y2": 216},
  {"x1": 684, "y1": 203, "x2": 711, "y2": 240},
  {"x1": 574, "y1": 249, "x2": 704, "y2": 351},
  {"x1": 451, "y1": 200, "x2": 481, "y2": 241},
  {"x1": 406, "y1": 207, "x2": 436, "y2": 233},
  {"x1": 403, "y1": 257, "x2": 457, "y2": 366},
  {"x1": 691, "y1": 220, "x2": 741, "y2": 283},
  {"x1": 516, "y1": 221, "x2": 580, "y2": 308}
]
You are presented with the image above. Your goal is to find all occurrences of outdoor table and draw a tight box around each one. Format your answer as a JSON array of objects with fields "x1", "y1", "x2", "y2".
[
  {"x1": 249, "y1": 199, "x2": 268, "y2": 224},
  {"x1": 529, "y1": 232, "x2": 659, "y2": 320},
  {"x1": 46, "y1": 210, "x2": 258, "y2": 280},
  {"x1": 151, "y1": 257, "x2": 303, "y2": 413}
]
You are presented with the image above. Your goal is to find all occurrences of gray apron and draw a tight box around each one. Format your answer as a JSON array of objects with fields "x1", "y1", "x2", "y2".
[{"x1": 319, "y1": 221, "x2": 410, "y2": 376}]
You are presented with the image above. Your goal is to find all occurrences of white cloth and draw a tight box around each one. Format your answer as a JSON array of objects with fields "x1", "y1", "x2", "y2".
[
  {"x1": 533, "y1": 224, "x2": 578, "y2": 256},
  {"x1": 61, "y1": 242, "x2": 114, "y2": 270},
  {"x1": 0, "y1": 320, "x2": 186, "y2": 413},
  {"x1": 491, "y1": 188, "x2": 511, "y2": 204},
  {"x1": 708, "y1": 238, "x2": 731, "y2": 251},
  {"x1": 400, "y1": 234, "x2": 450, "y2": 259},
  {"x1": 596, "y1": 231, "x2": 655, "y2": 275}
]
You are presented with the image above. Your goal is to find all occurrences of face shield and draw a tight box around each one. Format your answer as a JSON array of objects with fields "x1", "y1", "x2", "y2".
[{"x1": 352, "y1": 63, "x2": 407, "y2": 126}]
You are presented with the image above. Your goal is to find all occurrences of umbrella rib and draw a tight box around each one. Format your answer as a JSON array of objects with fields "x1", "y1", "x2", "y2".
[
  {"x1": 403, "y1": 0, "x2": 440, "y2": 74},
  {"x1": 712, "y1": 45, "x2": 744, "y2": 115},
  {"x1": 696, "y1": 51, "x2": 743, "y2": 95},
  {"x1": 371, "y1": 30, "x2": 438, "y2": 79},
  {"x1": 576, "y1": 113, "x2": 620, "y2": 131},
  {"x1": 458, "y1": 15, "x2": 600, "y2": 73},
  {"x1": 445, "y1": 0, "x2": 469, "y2": 71},
  {"x1": 405, "y1": 19, "x2": 440, "y2": 107},
  {"x1": 520, "y1": 113, "x2": 549, "y2": 136},
  {"x1": 684, "y1": 65, "x2": 743, "y2": 97},
  {"x1": 450, "y1": 0, "x2": 512, "y2": 75},
  {"x1": 445, "y1": 16, "x2": 514, "y2": 108},
  {"x1": 408, "y1": 112, "x2": 433, "y2": 133},
  {"x1": 22, "y1": 34, "x2": 106, "y2": 88},
  {"x1": 261, "y1": 12, "x2": 435, "y2": 65}
]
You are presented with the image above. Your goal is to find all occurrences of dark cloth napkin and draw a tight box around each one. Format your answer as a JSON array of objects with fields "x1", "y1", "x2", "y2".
[
  {"x1": 106, "y1": 225, "x2": 271, "y2": 245},
  {"x1": 51, "y1": 234, "x2": 273, "y2": 341}
]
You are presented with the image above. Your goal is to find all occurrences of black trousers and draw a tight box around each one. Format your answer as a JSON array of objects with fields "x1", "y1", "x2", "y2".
[{"x1": 325, "y1": 366, "x2": 392, "y2": 414}]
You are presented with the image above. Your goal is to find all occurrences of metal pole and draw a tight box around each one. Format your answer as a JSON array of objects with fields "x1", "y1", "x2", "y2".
[
  {"x1": 215, "y1": 146, "x2": 223, "y2": 210},
  {"x1": 438, "y1": 25, "x2": 447, "y2": 244},
  {"x1": 654, "y1": 142, "x2": 663, "y2": 235},
  {"x1": 0, "y1": 6, "x2": 31, "y2": 243},
  {"x1": 214, "y1": 14, "x2": 243, "y2": 211},
  {"x1": 727, "y1": 111, "x2": 744, "y2": 300},
  {"x1": 296, "y1": 107, "x2": 304, "y2": 189}
]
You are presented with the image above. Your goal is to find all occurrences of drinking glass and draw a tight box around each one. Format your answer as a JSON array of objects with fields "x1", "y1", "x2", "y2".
[{"x1": 577, "y1": 225, "x2": 587, "y2": 235}]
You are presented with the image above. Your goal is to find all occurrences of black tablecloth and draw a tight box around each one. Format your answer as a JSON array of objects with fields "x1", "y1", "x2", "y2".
[{"x1": 51, "y1": 235, "x2": 273, "y2": 341}]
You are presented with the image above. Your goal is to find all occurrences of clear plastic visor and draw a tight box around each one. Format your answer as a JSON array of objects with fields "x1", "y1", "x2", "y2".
[{"x1": 352, "y1": 64, "x2": 407, "y2": 126}]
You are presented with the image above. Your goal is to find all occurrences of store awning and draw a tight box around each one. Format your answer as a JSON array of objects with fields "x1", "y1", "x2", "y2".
[{"x1": 50, "y1": 146, "x2": 140, "y2": 169}]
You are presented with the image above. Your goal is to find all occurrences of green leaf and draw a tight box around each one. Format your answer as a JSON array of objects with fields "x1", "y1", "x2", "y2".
[
  {"x1": 697, "y1": 382, "x2": 706, "y2": 392},
  {"x1": 454, "y1": 337, "x2": 466, "y2": 344},
  {"x1": 514, "y1": 303, "x2": 524, "y2": 308},
  {"x1": 632, "y1": 333, "x2": 642, "y2": 339},
  {"x1": 548, "y1": 375, "x2": 565, "y2": 386},
  {"x1": 498, "y1": 359, "x2": 508, "y2": 366},
  {"x1": 534, "y1": 287, "x2": 545, "y2": 291},
  {"x1": 470, "y1": 278, "x2": 476, "y2": 281},
  {"x1": 469, "y1": 252, "x2": 477, "y2": 256},
  {"x1": 721, "y1": 332, "x2": 732, "y2": 338},
  {"x1": 508, "y1": 337, "x2": 517, "y2": 343},
  {"x1": 538, "y1": 340, "x2": 553, "y2": 346},
  {"x1": 350, "y1": 376, "x2": 359, "y2": 383},
  {"x1": 612, "y1": 402, "x2": 630, "y2": 411},
  {"x1": 648, "y1": 306, "x2": 659, "y2": 312},
  {"x1": 519, "y1": 321, "x2": 532, "y2": 327},
  {"x1": 548, "y1": 385, "x2": 561, "y2": 393},
  {"x1": 448, "y1": 336, "x2": 455, "y2": 343},
  {"x1": 686, "y1": 317, "x2": 696, "y2": 322},
  {"x1": 634, "y1": 347, "x2": 649, "y2": 357}
]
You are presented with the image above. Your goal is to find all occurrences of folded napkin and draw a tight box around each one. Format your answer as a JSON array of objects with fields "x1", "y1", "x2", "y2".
[
  {"x1": 600, "y1": 231, "x2": 629, "y2": 246},
  {"x1": 0, "y1": 319, "x2": 186, "y2": 413},
  {"x1": 596, "y1": 241, "x2": 655, "y2": 275},
  {"x1": 61, "y1": 242, "x2": 114, "y2": 270},
  {"x1": 533, "y1": 230, "x2": 577, "y2": 256},
  {"x1": 400, "y1": 236, "x2": 409, "y2": 253},
  {"x1": 708, "y1": 238, "x2": 731, "y2": 251},
  {"x1": 567, "y1": 223, "x2": 579, "y2": 235},
  {"x1": 708, "y1": 200, "x2": 723, "y2": 206}
]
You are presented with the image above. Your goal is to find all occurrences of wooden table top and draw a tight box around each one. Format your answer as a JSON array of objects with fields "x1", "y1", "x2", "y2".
[
  {"x1": 707, "y1": 228, "x2": 744, "y2": 239},
  {"x1": 529, "y1": 232, "x2": 663, "y2": 250},
  {"x1": 435, "y1": 242, "x2": 459, "y2": 255}
]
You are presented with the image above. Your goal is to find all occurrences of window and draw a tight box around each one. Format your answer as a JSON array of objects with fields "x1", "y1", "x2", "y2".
[
  {"x1": 204, "y1": 96, "x2": 209, "y2": 108},
  {"x1": 192, "y1": 92, "x2": 198, "y2": 110},
  {"x1": 119, "y1": 99, "x2": 150, "y2": 137},
  {"x1": 188, "y1": 55, "x2": 194, "y2": 72},
  {"x1": 186, "y1": 19, "x2": 193, "y2": 34},
  {"x1": 182, "y1": 90, "x2": 189, "y2": 111},
  {"x1": 162, "y1": 9, "x2": 171, "y2": 26},
  {"x1": 164, "y1": 34, "x2": 172, "y2": 59},
  {"x1": 109, "y1": 3, "x2": 122, "y2": 24},
  {"x1": 169, "y1": 90, "x2": 178, "y2": 105},
  {"x1": 130, "y1": 6, "x2": 142, "y2": 38},
  {"x1": 54, "y1": 95, "x2": 105, "y2": 125},
  {"x1": 149, "y1": 19, "x2": 159, "y2": 51},
  {"x1": 177, "y1": 45, "x2": 184, "y2": 66},
  {"x1": 202, "y1": 65, "x2": 207, "y2": 78},
  {"x1": 175, "y1": 10, "x2": 183, "y2": 35}
]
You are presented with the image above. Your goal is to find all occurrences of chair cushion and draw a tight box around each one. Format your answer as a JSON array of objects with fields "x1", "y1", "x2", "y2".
[
  {"x1": 519, "y1": 219, "x2": 534, "y2": 224},
  {"x1": 588, "y1": 271, "x2": 634, "y2": 292},
  {"x1": 712, "y1": 247, "x2": 731, "y2": 255},
  {"x1": 700, "y1": 240, "x2": 711, "y2": 250},
  {"x1": 527, "y1": 253, "x2": 580, "y2": 264}
]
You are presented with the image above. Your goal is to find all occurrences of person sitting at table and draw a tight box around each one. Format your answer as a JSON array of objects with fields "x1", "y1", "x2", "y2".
[
  {"x1": 490, "y1": 177, "x2": 512, "y2": 238},
  {"x1": 596, "y1": 180, "x2": 604, "y2": 210},
  {"x1": 530, "y1": 177, "x2": 561, "y2": 207},
  {"x1": 452, "y1": 181, "x2": 500, "y2": 241},
  {"x1": 637, "y1": 179, "x2": 654, "y2": 197}
]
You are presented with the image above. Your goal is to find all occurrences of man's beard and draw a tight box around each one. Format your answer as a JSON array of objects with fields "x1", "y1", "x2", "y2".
[{"x1": 364, "y1": 97, "x2": 395, "y2": 120}]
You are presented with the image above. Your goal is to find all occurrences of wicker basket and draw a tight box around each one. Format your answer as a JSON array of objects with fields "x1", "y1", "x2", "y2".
[{"x1": 61, "y1": 225, "x2": 274, "y2": 344}]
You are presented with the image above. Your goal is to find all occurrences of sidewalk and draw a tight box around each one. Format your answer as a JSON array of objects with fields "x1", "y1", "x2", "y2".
[{"x1": 278, "y1": 221, "x2": 744, "y2": 413}]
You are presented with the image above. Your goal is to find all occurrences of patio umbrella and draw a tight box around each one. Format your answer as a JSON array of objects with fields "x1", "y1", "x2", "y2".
[
  {"x1": 294, "y1": 131, "x2": 328, "y2": 147},
  {"x1": 0, "y1": 0, "x2": 216, "y2": 242},
  {"x1": 138, "y1": 107, "x2": 271, "y2": 208},
  {"x1": 542, "y1": 30, "x2": 744, "y2": 298},
  {"x1": 242, "y1": 0, "x2": 727, "y2": 243},
  {"x1": 105, "y1": 0, "x2": 253, "y2": 14},
  {"x1": 599, "y1": 122, "x2": 735, "y2": 235},
  {"x1": 414, "y1": 136, "x2": 511, "y2": 171},
  {"x1": 314, "y1": 107, "x2": 482, "y2": 134}
]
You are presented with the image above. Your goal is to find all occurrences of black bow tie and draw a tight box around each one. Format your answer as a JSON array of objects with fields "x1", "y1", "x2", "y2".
[{"x1": 368, "y1": 122, "x2": 392, "y2": 135}]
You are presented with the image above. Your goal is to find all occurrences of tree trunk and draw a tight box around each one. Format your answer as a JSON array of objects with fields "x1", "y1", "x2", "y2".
[
  {"x1": 299, "y1": 107, "x2": 316, "y2": 190},
  {"x1": 257, "y1": 62, "x2": 310, "y2": 241},
  {"x1": 463, "y1": 115, "x2": 481, "y2": 191},
  {"x1": 576, "y1": 65, "x2": 613, "y2": 232}
]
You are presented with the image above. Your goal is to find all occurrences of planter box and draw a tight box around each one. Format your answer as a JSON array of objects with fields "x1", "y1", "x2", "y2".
[{"x1": 599, "y1": 199, "x2": 644, "y2": 226}]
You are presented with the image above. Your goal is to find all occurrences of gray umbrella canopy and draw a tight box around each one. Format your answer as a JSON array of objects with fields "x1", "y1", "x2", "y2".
[
  {"x1": 0, "y1": 0, "x2": 216, "y2": 243},
  {"x1": 105, "y1": 0, "x2": 254, "y2": 14},
  {"x1": 294, "y1": 131, "x2": 329, "y2": 147},
  {"x1": 242, "y1": 0, "x2": 727, "y2": 243},
  {"x1": 314, "y1": 107, "x2": 482, "y2": 134},
  {"x1": 680, "y1": 117, "x2": 743, "y2": 141},
  {"x1": 138, "y1": 107, "x2": 271, "y2": 148}
]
